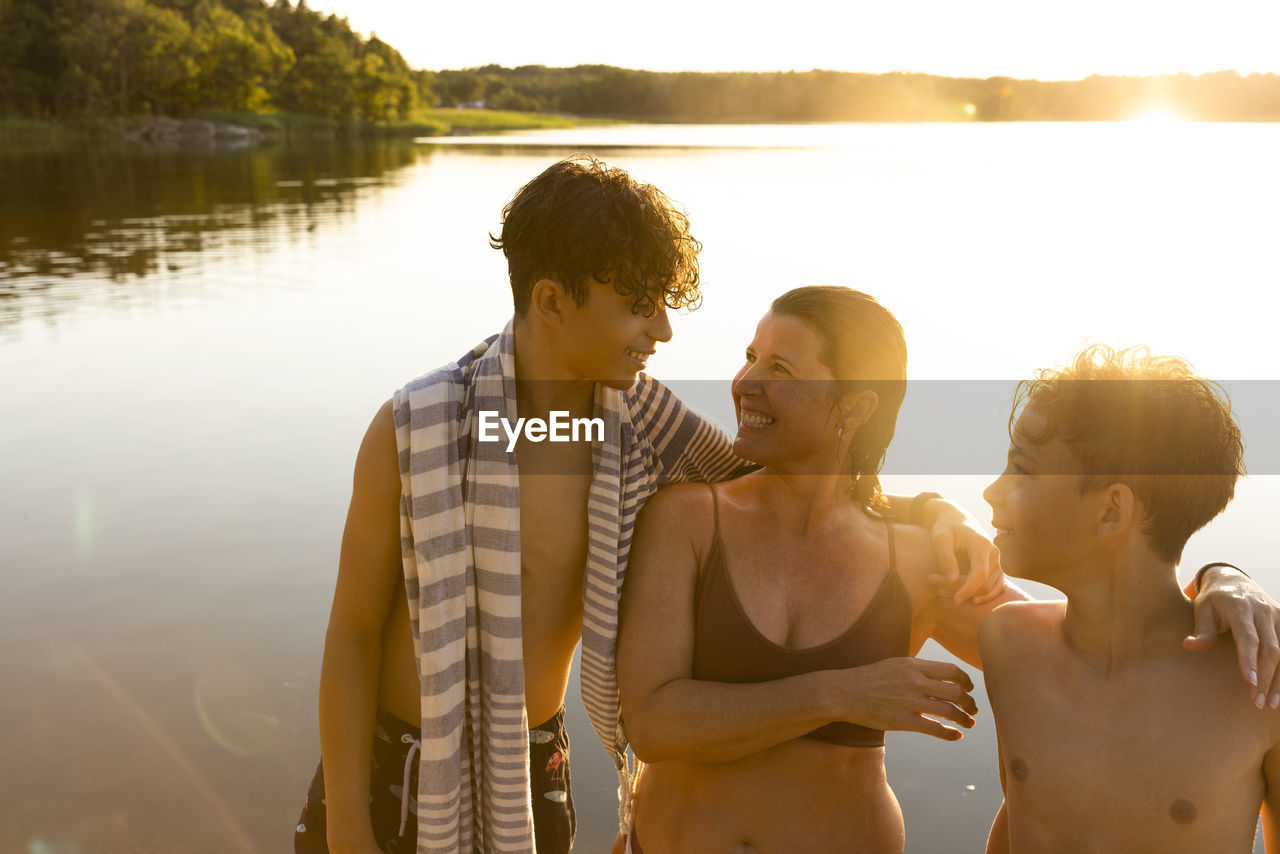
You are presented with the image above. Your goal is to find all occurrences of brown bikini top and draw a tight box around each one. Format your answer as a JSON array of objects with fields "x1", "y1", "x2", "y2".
[{"x1": 691, "y1": 485, "x2": 913, "y2": 748}]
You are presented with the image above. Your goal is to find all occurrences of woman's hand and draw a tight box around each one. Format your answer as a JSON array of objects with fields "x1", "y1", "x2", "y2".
[
  {"x1": 829, "y1": 657, "x2": 978, "y2": 741},
  {"x1": 923, "y1": 498, "x2": 1006, "y2": 605},
  {"x1": 1183, "y1": 564, "x2": 1280, "y2": 708}
]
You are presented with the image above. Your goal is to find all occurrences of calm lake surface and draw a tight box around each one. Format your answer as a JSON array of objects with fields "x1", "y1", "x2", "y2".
[{"x1": 3, "y1": 122, "x2": 1279, "y2": 853}]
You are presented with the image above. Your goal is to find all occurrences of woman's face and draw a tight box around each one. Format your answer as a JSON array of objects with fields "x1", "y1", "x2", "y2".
[{"x1": 730, "y1": 311, "x2": 844, "y2": 472}]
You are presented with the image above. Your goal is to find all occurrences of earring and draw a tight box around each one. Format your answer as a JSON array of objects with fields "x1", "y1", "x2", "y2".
[{"x1": 837, "y1": 424, "x2": 846, "y2": 440}]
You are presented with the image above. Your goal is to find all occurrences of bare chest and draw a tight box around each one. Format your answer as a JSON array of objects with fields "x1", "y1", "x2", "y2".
[
  {"x1": 514, "y1": 444, "x2": 595, "y2": 719},
  {"x1": 516, "y1": 437, "x2": 594, "y2": 609},
  {"x1": 991, "y1": 657, "x2": 1268, "y2": 851}
]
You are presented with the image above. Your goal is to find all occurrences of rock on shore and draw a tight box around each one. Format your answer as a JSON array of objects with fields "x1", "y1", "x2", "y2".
[{"x1": 126, "y1": 118, "x2": 268, "y2": 150}]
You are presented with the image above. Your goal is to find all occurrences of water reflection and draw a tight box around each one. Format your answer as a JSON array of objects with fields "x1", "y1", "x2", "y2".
[{"x1": 0, "y1": 141, "x2": 425, "y2": 325}]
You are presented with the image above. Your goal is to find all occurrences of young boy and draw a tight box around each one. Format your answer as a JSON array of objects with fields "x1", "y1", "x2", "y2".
[{"x1": 980, "y1": 345, "x2": 1279, "y2": 853}]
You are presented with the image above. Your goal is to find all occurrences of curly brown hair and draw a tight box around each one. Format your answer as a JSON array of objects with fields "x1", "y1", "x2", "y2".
[
  {"x1": 1011, "y1": 344, "x2": 1244, "y2": 563},
  {"x1": 490, "y1": 156, "x2": 703, "y2": 317}
]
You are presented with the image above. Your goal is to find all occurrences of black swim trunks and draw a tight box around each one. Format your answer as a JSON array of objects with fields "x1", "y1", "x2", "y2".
[
  {"x1": 294, "y1": 706, "x2": 576, "y2": 854},
  {"x1": 528, "y1": 704, "x2": 577, "y2": 852}
]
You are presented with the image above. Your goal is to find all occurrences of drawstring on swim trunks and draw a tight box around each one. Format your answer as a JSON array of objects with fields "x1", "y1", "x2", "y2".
[
  {"x1": 398, "y1": 732, "x2": 421, "y2": 837},
  {"x1": 617, "y1": 748, "x2": 642, "y2": 854}
]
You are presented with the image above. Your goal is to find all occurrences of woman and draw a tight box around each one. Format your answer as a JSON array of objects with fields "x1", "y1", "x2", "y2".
[{"x1": 616, "y1": 286, "x2": 1272, "y2": 853}]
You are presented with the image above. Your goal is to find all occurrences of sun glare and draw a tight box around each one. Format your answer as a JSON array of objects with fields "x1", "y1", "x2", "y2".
[{"x1": 1127, "y1": 106, "x2": 1188, "y2": 124}]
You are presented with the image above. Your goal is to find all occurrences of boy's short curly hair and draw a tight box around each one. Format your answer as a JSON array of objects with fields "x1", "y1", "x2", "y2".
[
  {"x1": 490, "y1": 156, "x2": 703, "y2": 316},
  {"x1": 1011, "y1": 344, "x2": 1244, "y2": 563}
]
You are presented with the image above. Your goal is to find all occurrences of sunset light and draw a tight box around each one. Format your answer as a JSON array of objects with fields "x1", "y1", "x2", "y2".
[
  {"x1": 6, "y1": 0, "x2": 1280, "y2": 851},
  {"x1": 1128, "y1": 106, "x2": 1189, "y2": 124}
]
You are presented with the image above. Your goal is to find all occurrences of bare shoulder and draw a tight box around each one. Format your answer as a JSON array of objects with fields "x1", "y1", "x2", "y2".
[
  {"x1": 981, "y1": 600, "x2": 1063, "y2": 635},
  {"x1": 354, "y1": 398, "x2": 400, "y2": 488},
  {"x1": 979, "y1": 601, "x2": 1064, "y2": 662},
  {"x1": 621, "y1": 483, "x2": 717, "y2": 626},
  {"x1": 626, "y1": 482, "x2": 722, "y2": 595},
  {"x1": 340, "y1": 399, "x2": 402, "y2": 578},
  {"x1": 330, "y1": 399, "x2": 405, "y2": 634},
  {"x1": 636, "y1": 481, "x2": 716, "y2": 544}
]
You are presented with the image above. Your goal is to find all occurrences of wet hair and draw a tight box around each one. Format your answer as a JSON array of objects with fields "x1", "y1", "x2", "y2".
[
  {"x1": 769, "y1": 286, "x2": 908, "y2": 511},
  {"x1": 490, "y1": 156, "x2": 703, "y2": 317},
  {"x1": 1011, "y1": 344, "x2": 1244, "y2": 563}
]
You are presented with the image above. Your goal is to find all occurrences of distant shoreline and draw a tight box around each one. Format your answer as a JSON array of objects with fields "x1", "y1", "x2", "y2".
[
  {"x1": 0, "y1": 110, "x2": 620, "y2": 146},
  {"x1": 7, "y1": 0, "x2": 1276, "y2": 135},
  {"x1": 6, "y1": 103, "x2": 1280, "y2": 147}
]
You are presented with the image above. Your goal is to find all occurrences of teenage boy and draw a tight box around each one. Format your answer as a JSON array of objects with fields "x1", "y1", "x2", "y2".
[{"x1": 981, "y1": 345, "x2": 1280, "y2": 853}]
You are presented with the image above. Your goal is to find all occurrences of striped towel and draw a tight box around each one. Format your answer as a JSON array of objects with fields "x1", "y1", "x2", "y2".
[{"x1": 392, "y1": 319, "x2": 750, "y2": 853}]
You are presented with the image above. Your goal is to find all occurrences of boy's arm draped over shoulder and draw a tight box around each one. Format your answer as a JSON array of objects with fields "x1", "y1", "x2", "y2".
[
  {"x1": 901, "y1": 495, "x2": 1007, "y2": 606},
  {"x1": 913, "y1": 560, "x2": 1027, "y2": 669},
  {"x1": 889, "y1": 520, "x2": 1023, "y2": 669},
  {"x1": 317, "y1": 400, "x2": 404, "y2": 854},
  {"x1": 628, "y1": 375, "x2": 755, "y2": 485}
]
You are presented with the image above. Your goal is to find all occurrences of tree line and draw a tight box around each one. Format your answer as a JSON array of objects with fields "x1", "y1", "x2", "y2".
[
  {"x1": 0, "y1": 0, "x2": 432, "y2": 122},
  {"x1": 2, "y1": 0, "x2": 1278, "y2": 124},
  {"x1": 437, "y1": 65, "x2": 1280, "y2": 123}
]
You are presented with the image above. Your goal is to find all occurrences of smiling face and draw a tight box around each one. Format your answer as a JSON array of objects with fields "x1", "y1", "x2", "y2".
[
  {"x1": 730, "y1": 311, "x2": 847, "y2": 471},
  {"x1": 558, "y1": 276, "x2": 673, "y2": 390},
  {"x1": 982, "y1": 408, "x2": 1107, "y2": 584}
]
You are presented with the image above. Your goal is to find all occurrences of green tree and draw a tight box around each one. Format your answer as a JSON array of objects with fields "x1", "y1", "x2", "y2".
[
  {"x1": 0, "y1": 0, "x2": 65, "y2": 114},
  {"x1": 413, "y1": 69, "x2": 437, "y2": 109},
  {"x1": 277, "y1": 33, "x2": 357, "y2": 117},
  {"x1": 60, "y1": 0, "x2": 196, "y2": 114},
  {"x1": 435, "y1": 70, "x2": 483, "y2": 107},
  {"x1": 357, "y1": 35, "x2": 416, "y2": 120},
  {"x1": 189, "y1": 0, "x2": 293, "y2": 111}
]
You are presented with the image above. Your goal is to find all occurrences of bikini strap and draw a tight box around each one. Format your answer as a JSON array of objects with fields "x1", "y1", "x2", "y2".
[
  {"x1": 693, "y1": 484, "x2": 727, "y2": 603},
  {"x1": 708, "y1": 483, "x2": 722, "y2": 542},
  {"x1": 884, "y1": 520, "x2": 897, "y2": 574}
]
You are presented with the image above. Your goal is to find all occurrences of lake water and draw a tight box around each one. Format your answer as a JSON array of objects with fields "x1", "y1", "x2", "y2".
[{"x1": 3, "y1": 122, "x2": 1279, "y2": 853}]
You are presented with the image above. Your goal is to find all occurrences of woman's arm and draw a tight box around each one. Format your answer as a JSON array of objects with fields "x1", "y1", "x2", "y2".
[
  {"x1": 1182, "y1": 564, "x2": 1280, "y2": 708},
  {"x1": 618, "y1": 486, "x2": 977, "y2": 764}
]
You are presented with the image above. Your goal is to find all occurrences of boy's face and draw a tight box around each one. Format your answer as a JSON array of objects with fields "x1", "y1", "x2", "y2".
[
  {"x1": 982, "y1": 408, "x2": 1103, "y2": 583},
  {"x1": 559, "y1": 277, "x2": 673, "y2": 390}
]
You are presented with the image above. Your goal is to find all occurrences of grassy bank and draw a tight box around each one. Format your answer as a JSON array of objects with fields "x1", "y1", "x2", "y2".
[
  {"x1": 0, "y1": 108, "x2": 615, "y2": 145},
  {"x1": 421, "y1": 108, "x2": 596, "y2": 132}
]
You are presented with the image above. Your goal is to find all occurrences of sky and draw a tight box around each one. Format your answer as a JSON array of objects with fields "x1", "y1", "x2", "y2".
[{"x1": 308, "y1": 0, "x2": 1280, "y2": 80}]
